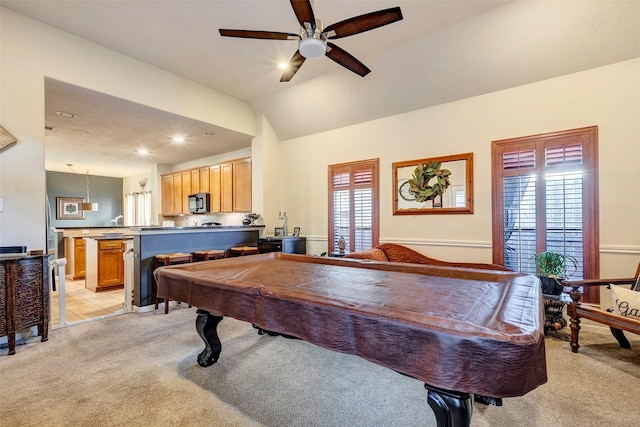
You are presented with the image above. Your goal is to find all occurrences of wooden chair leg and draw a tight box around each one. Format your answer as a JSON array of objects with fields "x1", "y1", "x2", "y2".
[{"x1": 609, "y1": 327, "x2": 631, "y2": 349}]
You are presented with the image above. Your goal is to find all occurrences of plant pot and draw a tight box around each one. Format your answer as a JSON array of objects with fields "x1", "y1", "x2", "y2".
[{"x1": 540, "y1": 276, "x2": 563, "y2": 295}]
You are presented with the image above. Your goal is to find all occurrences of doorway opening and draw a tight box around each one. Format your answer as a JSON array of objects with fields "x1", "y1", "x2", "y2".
[{"x1": 49, "y1": 255, "x2": 133, "y2": 329}]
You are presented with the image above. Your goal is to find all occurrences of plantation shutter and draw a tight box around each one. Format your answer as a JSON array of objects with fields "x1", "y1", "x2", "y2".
[
  {"x1": 492, "y1": 127, "x2": 599, "y2": 301},
  {"x1": 329, "y1": 159, "x2": 379, "y2": 253}
]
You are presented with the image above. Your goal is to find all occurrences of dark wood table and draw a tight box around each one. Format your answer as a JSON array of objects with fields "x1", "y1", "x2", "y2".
[{"x1": 155, "y1": 253, "x2": 547, "y2": 427}]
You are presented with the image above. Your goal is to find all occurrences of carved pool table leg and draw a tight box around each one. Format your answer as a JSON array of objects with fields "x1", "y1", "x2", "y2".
[
  {"x1": 195, "y1": 309, "x2": 223, "y2": 367},
  {"x1": 424, "y1": 384, "x2": 473, "y2": 427}
]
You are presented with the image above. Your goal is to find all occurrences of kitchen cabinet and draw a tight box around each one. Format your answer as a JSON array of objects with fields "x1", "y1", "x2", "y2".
[
  {"x1": 161, "y1": 174, "x2": 174, "y2": 215},
  {"x1": 181, "y1": 171, "x2": 191, "y2": 214},
  {"x1": 64, "y1": 237, "x2": 86, "y2": 279},
  {"x1": 85, "y1": 238, "x2": 127, "y2": 291},
  {"x1": 0, "y1": 255, "x2": 49, "y2": 355},
  {"x1": 233, "y1": 157, "x2": 252, "y2": 212},
  {"x1": 172, "y1": 172, "x2": 182, "y2": 214},
  {"x1": 199, "y1": 167, "x2": 210, "y2": 193},
  {"x1": 209, "y1": 164, "x2": 221, "y2": 212},
  {"x1": 220, "y1": 162, "x2": 233, "y2": 213},
  {"x1": 160, "y1": 157, "x2": 251, "y2": 216},
  {"x1": 191, "y1": 169, "x2": 200, "y2": 194}
]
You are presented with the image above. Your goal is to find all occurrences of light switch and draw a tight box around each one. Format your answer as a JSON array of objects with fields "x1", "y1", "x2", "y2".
[{"x1": 0, "y1": 198, "x2": 3, "y2": 212}]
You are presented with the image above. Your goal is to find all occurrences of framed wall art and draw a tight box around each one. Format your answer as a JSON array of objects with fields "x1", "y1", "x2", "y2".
[
  {"x1": 57, "y1": 197, "x2": 85, "y2": 220},
  {"x1": 392, "y1": 152, "x2": 474, "y2": 215}
]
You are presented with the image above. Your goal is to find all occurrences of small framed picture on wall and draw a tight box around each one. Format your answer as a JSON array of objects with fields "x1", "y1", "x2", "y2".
[{"x1": 57, "y1": 197, "x2": 84, "y2": 220}]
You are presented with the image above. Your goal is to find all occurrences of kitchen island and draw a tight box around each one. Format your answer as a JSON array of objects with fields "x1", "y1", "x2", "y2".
[
  {"x1": 55, "y1": 225, "x2": 265, "y2": 309},
  {"x1": 129, "y1": 225, "x2": 265, "y2": 308},
  {"x1": 85, "y1": 236, "x2": 133, "y2": 292}
]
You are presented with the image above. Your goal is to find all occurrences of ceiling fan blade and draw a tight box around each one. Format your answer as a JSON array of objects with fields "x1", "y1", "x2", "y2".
[
  {"x1": 219, "y1": 29, "x2": 299, "y2": 40},
  {"x1": 280, "y1": 50, "x2": 306, "y2": 82},
  {"x1": 324, "y1": 7, "x2": 403, "y2": 39},
  {"x1": 325, "y1": 42, "x2": 370, "y2": 77},
  {"x1": 290, "y1": 0, "x2": 315, "y2": 30}
]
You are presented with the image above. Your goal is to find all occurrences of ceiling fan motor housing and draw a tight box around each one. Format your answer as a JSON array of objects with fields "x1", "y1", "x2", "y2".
[{"x1": 299, "y1": 19, "x2": 327, "y2": 59}]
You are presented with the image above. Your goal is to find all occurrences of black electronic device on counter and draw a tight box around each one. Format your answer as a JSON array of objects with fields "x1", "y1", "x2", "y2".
[
  {"x1": 258, "y1": 237, "x2": 306, "y2": 255},
  {"x1": 188, "y1": 193, "x2": 210, "y2": 213}
]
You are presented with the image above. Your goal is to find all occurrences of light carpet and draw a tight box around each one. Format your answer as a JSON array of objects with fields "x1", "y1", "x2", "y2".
[{"x1": 1, "y1": 307, "x2": 638, "y2": 427}]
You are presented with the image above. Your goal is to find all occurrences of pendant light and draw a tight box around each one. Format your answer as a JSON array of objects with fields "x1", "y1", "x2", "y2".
[{"x1": 80, "y1": 169, "x2": 98, "y2": 211}]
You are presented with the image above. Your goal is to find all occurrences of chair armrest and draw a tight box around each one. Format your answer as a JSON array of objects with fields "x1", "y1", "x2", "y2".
[
  {"x1": 563, "y1": 277, "x2": 636, "y2": 305},
  {"x1": 562, "y1": 277, "x2": 636, "y2": 287}
]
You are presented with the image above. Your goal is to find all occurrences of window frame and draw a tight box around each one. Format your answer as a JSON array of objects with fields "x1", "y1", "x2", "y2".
[
  {"x1": 328, "y1": 158, "x2": 380, "y2": 254},
  {"x1": 491, "y1": 126, "x2": 600, "y2": 301}
]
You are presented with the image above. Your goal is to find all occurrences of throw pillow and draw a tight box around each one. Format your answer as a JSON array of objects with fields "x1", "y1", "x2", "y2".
[
  {"x1": 610, "y1": 284, "x2": 640, "y2": 319},
  {"x1": 343, "y1": 248, "x2": 387, "y2": 261}
]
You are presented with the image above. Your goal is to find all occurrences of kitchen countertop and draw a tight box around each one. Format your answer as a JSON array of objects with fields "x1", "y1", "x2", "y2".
[
  {"x1": 55, "y1": 225, "x2": 264, "y2": 234},
  {"x1": 131, "y1": 225, "x2": 264, "y2": 231}
]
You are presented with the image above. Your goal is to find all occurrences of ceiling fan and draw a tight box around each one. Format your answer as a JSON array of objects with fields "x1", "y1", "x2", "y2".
[{"x1": 219, "y1": 0, "x2": 403, "y2": 82}]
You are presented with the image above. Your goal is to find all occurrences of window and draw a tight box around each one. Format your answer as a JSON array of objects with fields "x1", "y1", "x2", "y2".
[
  {"x1": 124, "y1": 190, "x2": 152, "y2": 226},
  {"x1": 328, "y1": 159, "x2": 379, "y2": 253},
  {"x1": 491, "y1": 127, "x2": 600, "y2": 302}
]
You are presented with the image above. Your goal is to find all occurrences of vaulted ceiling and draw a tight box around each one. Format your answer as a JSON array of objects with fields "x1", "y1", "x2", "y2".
[{"x1": 3, "y1": 1, "x2": 640, "y2": 177}]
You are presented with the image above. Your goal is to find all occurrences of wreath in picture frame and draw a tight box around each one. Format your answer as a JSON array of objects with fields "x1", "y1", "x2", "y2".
[{"x1": 408, "y1": 161, "x2": 452, "y2": 203}]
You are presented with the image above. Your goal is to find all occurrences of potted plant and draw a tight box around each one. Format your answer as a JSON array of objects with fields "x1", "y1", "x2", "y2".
[
  {"x1": 408, "y1": 161, "x2": 452, "y2": 206},
  {"x1": 534, "y1": 251, "x2": 578, "y2": 295}
]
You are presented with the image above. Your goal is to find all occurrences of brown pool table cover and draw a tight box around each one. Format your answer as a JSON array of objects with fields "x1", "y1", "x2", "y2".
[{"x1": 155, "y1": 252, "x2": 547, "y2": 398}]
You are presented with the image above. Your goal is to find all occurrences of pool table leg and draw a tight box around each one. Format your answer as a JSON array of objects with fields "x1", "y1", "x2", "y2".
[
  {"x1": 424, "y1": 384, "x2": 473, "y2": 427},
  {"x1": 195, "y1": 309, "x2": 223, "y2": 367}
]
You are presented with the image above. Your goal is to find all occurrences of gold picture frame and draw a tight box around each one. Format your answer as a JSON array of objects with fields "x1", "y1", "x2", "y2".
[
  {"x1": 392, "y1": 152, "x2": 474, "y2": 215},
  {"x1": 57, "y1": 197, "x2": 85, "y2": 220}
]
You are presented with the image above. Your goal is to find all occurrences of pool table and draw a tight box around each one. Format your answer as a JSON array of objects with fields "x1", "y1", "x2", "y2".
[{"x1": 155, "y1": 252, "x2": 546, "y2": 427}]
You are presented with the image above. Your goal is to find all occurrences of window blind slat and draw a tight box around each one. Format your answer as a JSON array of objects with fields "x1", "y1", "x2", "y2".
[{"x1": 503, "y1": 150, "x2": 535, "y2": 170}]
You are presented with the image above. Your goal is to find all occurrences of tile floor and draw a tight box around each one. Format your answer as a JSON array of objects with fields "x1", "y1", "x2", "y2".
[{"x1": 51, "y1": 278, "x2": 126, "y2": 325}]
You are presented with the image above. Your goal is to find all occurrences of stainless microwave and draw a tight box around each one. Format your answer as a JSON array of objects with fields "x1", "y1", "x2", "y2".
[{"x1": 188, "y1": 192, "x2": 210, "y2": 213}]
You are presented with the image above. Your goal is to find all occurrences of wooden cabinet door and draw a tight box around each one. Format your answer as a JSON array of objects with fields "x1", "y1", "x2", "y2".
[
  {"x1": 199, "y1": 167, "x2": 210, "y2": 193},
  {"x1": 209, "y1": 165, "x2": 221, "y2": 212},
  {"x1": 74, "y1": 238, "x2": 86, "y2": 279},
  {"x1": 191, "y1": 169, "x2": 200, "y2": 194},
  {"x1": 161, "y1": 174, "x2": 174, "y2": 215},
  {"x1": 220, "y1": 162, "x2": 233, "y2": 213},
  {"x1": 181, "y1": 171, "x2": 191, "y2": 213},
  {"x1": 97, "y1": 240, "x2": 124, "y2": 287},
  {"x1": 172, "y1": 172, "x2": 183, "y2": 214},
  {"x1": 233, "y1": 158, "x2": 252, "y2": 212}
]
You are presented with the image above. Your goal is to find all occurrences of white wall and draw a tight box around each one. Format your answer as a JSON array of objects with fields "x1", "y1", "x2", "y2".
[
  {"x1": 1, "y1": 7, "x2": 638, "y2": 277},
  {"x1": 0, "y1": 8, "x2": 255, "y2": 249},
  {"x1": 280, "y1": 58, "x2": 640, "y2": 270}
]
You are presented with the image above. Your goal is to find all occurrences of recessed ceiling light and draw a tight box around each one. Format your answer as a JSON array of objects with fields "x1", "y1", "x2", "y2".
[
  {"x1": 137, "y1": 149, "x2": 149, "y2": 155},
  {"x1": 172, "y1": 136, "x2": 185, "y2": 143},
  {"x1": 278, "y1": 63, "x2": 288, "y2": 70},
  {"x1": 203, "y1": 131, "x2": 215, "y2": 136},
  {"x1": 56, "y1": 111, "x2": 77, "y2": 118}
]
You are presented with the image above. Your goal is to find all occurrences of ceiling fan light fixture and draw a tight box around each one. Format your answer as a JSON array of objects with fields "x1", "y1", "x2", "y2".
[{"x1": 299, "y1": 38, "x2": 326, "y2": 59}]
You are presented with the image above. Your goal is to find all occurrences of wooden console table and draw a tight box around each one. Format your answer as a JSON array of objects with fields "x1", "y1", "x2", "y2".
[{"x1": 0, "y1": 254, "x2": 49, "y2": 355}]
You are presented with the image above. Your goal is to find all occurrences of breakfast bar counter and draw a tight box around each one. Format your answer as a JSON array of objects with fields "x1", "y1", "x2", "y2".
[
  {"x1": 129, "y1": 225, "x2": 265, "y2": 307},
  {"x1": 55, "y1": 225, "x2": 265, "y2": 308}
]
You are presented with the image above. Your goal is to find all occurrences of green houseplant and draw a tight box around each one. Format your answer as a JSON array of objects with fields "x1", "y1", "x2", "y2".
[{"x1": 534, "y1": 251, "x2": 578, "y2": 295}]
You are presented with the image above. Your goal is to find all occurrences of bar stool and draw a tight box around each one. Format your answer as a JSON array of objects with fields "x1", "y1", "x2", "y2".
[
  {"x1": 154, "y1": 252, "x2": 192, "y2": 314},
  {"x1": 229, "y1": 246, "x2": 259, "y2": 257},
  {"x1": 192, "y1": 249, "x2": 227, "y2": 262}
]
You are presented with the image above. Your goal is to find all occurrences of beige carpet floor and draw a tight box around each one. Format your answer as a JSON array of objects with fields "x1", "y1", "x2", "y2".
[{"x1": 1, "y1": 306, "x2": 638, "y2": 427}]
